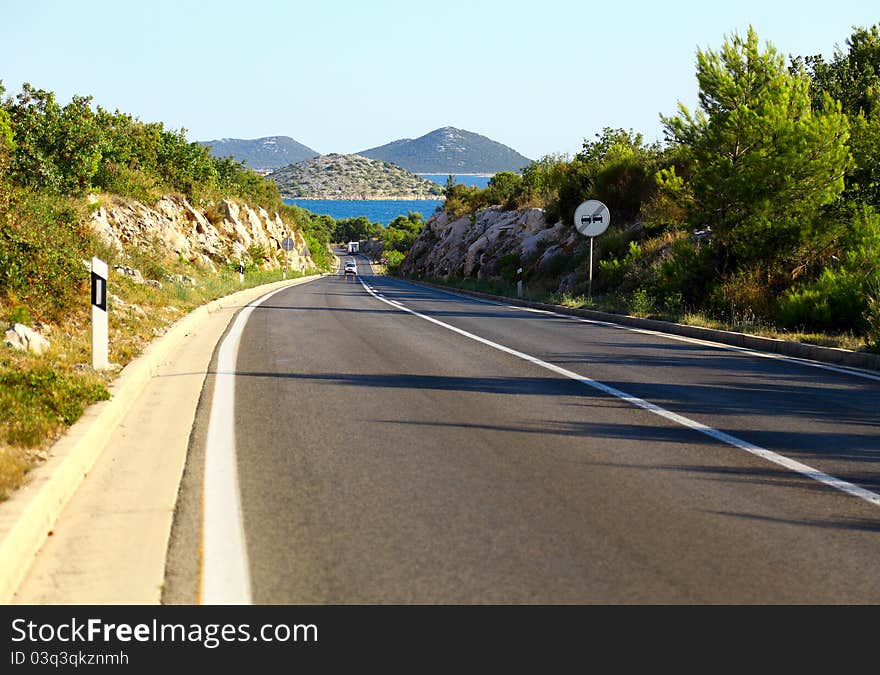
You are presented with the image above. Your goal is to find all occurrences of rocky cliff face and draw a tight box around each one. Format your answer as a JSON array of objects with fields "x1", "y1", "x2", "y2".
[
  {"x1": 89, "y1": 195, "x2": 315, "y2": 272},
  {"x1": 399, "y1": 206, "x2": 578, "y2": 286}
]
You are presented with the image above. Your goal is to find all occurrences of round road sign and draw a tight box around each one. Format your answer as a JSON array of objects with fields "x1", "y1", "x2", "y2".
[
  {"x1": 281, "y1": 237, "x2": 295, "y2": 252},
  {"x1": 574, "y1": 200, "x2": 610, "y2": 237}
]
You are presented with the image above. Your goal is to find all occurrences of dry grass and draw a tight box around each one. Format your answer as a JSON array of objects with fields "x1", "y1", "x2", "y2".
[{"x1": 678, "y1": 311, "x2": 867, "y2": 351}]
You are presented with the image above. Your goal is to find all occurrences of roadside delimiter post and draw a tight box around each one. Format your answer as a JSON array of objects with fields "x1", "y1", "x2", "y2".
[{"x1": 91, "y1": 257, "x2": 109, "y2": 370}]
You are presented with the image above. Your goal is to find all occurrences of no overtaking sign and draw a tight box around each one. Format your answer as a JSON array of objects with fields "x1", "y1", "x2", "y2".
[
  {"x1": 574, "y1": 200, "x2": 610, "y2": 237},
  {"x1": 573, "y1": 200, "x2": 611, "y2": 299}
]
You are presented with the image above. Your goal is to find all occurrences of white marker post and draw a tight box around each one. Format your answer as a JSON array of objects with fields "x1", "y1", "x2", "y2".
[
  {"x1": 573, "y1": 200, "x2": 611, "y2": 299},
  {"x1": 91, "y1": 257, "x2": 109, "y2": 370},
  {"x1": 516, "y1": 267, "x2": 523, "y2": 298},
  {"x1": 239, "y1": 259, "x2": 244, "y2": 285}
]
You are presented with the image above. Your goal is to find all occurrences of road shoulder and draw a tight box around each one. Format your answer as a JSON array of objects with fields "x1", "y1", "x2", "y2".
[{"x1": 2, "y1": 275, "x2": 322, "y2": 604}]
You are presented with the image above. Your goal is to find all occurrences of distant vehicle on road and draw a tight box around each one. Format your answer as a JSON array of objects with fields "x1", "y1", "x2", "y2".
[
  {"x1": 344, "y1": 260, "x2": 358, "y2": 275},
  {"x1": 347, "y1": 241, "x2": 359, "y2": 254}
]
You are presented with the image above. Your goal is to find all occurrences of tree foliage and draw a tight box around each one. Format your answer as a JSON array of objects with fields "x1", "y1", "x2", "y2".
[
  {"x1": 661, "y1": 27, "x2": 851, "y2": 271},
  {"x1": 799, "y1": 25, "x2": 880, "y2": 207},
  {"x1": 0, "y1": 81, "x2": 284, "y2": 209},
  {"x1": 333, "y1": 216, "x2": 383, "y2": 244},
  {"x1": 381, "y1": 212, "x2": 425, "y2": 252}
]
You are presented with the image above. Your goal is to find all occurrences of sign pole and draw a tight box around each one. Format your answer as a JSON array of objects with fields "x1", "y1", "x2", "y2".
[
  {"x1": 281, "y1": 235, "x2": 295, "y2": 279},
  {"x1": 91, "y1": 257, "x2": 109, "y2": 370},
  {"x1": 573, "y1": 200, "x2": 611, "y2": 303},
  {"x1": 588, "y1": 236, "x2": 594, "y2": 300}
]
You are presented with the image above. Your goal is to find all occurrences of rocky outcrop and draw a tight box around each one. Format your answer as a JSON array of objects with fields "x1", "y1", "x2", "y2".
[
  {"x1": 399, "y1": 206, "x2": 577, "y2": 283},
  {"x1": 89, "y1": 195, "x2": 315, "y2": 272}
]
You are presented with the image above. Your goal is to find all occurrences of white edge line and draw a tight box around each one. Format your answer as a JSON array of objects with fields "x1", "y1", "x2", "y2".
[
  {"x1": 383, "y1": 278, "x2": 880, "y2": 383},
  {"x1": 200, "y1": 284, "x2": 293, "y2": 604},
  {"x1": 361, "y1": 278, "x2": 880, "y2": 509}
]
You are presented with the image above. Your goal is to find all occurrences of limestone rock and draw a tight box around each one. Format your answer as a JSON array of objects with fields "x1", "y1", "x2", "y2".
[
  {"x1": 114, "y1": 265, "x2": 145, "y2": 284},
  {"x1": 399, "y1": 206, "x2": 558, "y2": 281},
  {"x1": 4, "y1": 323, "x2": 51, "y2": 355},
  {"x1": 89, "y1": 194, "x2": 317, "y2": 273}
]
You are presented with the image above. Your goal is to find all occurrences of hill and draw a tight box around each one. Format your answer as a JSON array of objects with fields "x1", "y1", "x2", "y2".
[
  {"x1": 199, "y1": 136, "x2": 319, "y2": 170},
  {"x1": 358, "y1": 127, "x2": 531, "y2": 174},
  {"x1": 269, "y1": 154, "x2": 444, "y2": 200}
]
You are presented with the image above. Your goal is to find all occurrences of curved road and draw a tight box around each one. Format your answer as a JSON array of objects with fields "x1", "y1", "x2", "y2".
[{"x1": 164, "y1": 252, "x2": 880, "y2": 604}]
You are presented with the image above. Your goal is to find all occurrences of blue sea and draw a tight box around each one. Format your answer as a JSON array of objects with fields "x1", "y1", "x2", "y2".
[
  {"x1": 283, "y1": 174, "x2": 493, "y2": 225},
  {"x1": 284, "y1": 198, "x2": 443, "y2": 225}
]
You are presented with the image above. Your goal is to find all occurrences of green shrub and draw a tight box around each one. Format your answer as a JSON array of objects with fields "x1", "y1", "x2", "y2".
[
  {"x1": 778, "y1": 267, "x2": 868, "y2": 332},
  {"x1": 0, "y1": 189, "x2": 90, "y2": 321},
  {"x1": 654, "y1": 236, "x2": 717, "y2": 307},
  {"x1": 865, "y1": 289, "x2": 880, "y2": 352},
  {"x1": 7, "y1": 305, "x2": 32, "y2": 325},
  {"x1": 384, "y1": 249, "x2": 405, "y2": 271},
  {"x1": 598, "y1": 240, "x2": 643, "y2": 289},
  {"x1": 93, "y1": 163, "x2": 162, "y2": 204},
  {"x1": 628, "y1": 288, "x2": 656, "y2": 316}
]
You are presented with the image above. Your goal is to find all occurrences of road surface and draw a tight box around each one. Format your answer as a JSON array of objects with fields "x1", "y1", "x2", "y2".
[{"x1": 163, "y1": 253, "x2": 880, "y2": 604}]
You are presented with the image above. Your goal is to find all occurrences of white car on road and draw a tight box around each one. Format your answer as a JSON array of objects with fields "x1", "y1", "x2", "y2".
[{"x1": 344, "y1": 260, "x2": 358, "y2": 275}]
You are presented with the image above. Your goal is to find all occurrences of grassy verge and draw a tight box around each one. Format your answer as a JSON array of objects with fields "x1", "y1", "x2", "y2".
[
  {"x1": 402, "y1": 274, "x2": 871, "y2": 354},
  {"x1": 0, "y1": 260, "x2": 315, "y2": 500}
]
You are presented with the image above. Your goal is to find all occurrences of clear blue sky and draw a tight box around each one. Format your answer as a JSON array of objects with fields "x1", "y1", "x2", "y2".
[{"x1": 2, "y1": 0, "x2": 877, "y2": 161}]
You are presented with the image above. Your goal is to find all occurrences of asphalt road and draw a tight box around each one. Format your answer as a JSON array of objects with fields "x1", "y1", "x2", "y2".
[{"x1": 164, "y1": 253, "x2": 880, "y2": 604}]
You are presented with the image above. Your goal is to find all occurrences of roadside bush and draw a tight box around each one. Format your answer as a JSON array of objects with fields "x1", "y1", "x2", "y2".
[
  {"x1": 0, "y1": 188, "x2": 91, "y2": 322},
  {"x1": 598, "y1": 240, "x2": 644, "y2": 291},
  {"x1": 865, "y1": 289, "x2": 880, "y2": 351},
  {"x1": 778, "y1": 267, "x2": 869, "y2": 332},
  {"x1": 384, "y1": 249, "x2": 405, "y2": 272},
  {"x1": 596, "y1": 227, "x2": 634, "y2": 261},
  {"x1": 709, "y1": 267, "x2": 780, "y2": 320},
  {"x1": 484, "y1": 172, "x2": 522, "y2": 209},
  {"x1": 92, "y1": 163, "x2": 162, "y2": 205},
  {"x1": 654, "y1": 235, "x2": 717, "y2": 307},
  {"x1": 628, "y1": 288, "x2": 656, "y2": 317}
]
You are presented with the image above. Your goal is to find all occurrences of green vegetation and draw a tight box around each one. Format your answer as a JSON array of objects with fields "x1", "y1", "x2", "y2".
[
  {"x1": 382, "y1": 212, "x2": 426, "y2": 253},
  {"x1": 395, "y1": 24, "x2": 880, "y2": 353}
]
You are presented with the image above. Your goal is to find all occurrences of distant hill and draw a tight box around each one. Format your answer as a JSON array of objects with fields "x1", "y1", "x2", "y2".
[
  {"x1": 358, "y1": 127, "x2": 531, "y2": 174},
  {"x1": 269, "y1": 154, "x2": 444, "y2": 200},
  {"x1": 199, "y1": 136, "x2": 319, "y2": 170}
]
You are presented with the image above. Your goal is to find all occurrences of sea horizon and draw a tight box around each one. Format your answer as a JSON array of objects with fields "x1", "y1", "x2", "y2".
[
  {"x1": 283, "y1": 174, "x2": 491, "y2": 224},
  {"x1": 283, "y1": 198, "x2": 443, "y2": 225}
]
